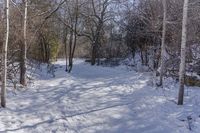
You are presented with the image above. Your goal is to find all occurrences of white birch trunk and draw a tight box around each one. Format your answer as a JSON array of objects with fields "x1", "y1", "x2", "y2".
[
  {"x1": 20, "y1": 0, "x2": 27, "y2": 86},
  {"x1": 159, "y1": 0, "x2": 167, "y2": 86},
  {"x1": 1, "y1": 0, "x2": 9, "y2": 107},
  {"x1": 178, "y1": 0, "x2": 189, "y2": 105}
]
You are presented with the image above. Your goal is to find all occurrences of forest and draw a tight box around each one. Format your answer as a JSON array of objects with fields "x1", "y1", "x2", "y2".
[{"x1": 0, "y1": 0, "x2": 200, "y2": 132}]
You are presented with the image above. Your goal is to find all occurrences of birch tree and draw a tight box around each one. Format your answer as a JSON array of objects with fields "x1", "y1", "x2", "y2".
[
  {"x1": 178, "y1": 0, "x2": 189, "y2": 105},
  {"x1": 1, "y1": 0, "x2": 9, "y2": 108},
  {"x1": 159, "y1": 0, "x2": 167, "y2": 86},
  {"x1": 20, "y1": 0, "x2": 28, "y2": 86}
]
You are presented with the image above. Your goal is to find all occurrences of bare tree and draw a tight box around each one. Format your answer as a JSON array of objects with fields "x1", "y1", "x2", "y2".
[
  {"x1": 79, "y1": 0, "x2": 110, "y2": 65},
  {"x1": 178, "y1": 0, "x2": 189, "y2": 105},
  {"x1": 20, "y1": 0, "x2": 28, "y2": 86},
  {"x1": 1, "y1": 0, "x2": 10, "y2": 107},
  {"x1": 59, "y1": 0, "x2": 80, "y2": 73},
  {"x1": 68, "y1": 0, "x2": 79, "y2": 73},
  {"x1": 159, "y1": 0, "x2": 167, "y2": 86},
  {"x1": 63, "y1": 25, "x2": 68, "y2": 72}
]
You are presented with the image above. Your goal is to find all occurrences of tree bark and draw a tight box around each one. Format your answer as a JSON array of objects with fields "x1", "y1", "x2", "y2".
[
  {"x1": 91, "y1": 44, "x2": 96, "y2": 65},
  {"x1": 63, "y1": 28, "x2": 68, "y2": 72},
  {"x1": 159, "y1": 0, "x2": 167, "y2": 86},
  {"x1": 68, "y1": 0, "x2": 78, "y2": 73},
  {"x1": 68, "y1": 27, "x2": 73, "y2": 72},
  {"x1": 178, "y1": 0, "x2": 189, "y2": 105},
  {"x1": 20, "y1": 0, "x2": 28, "y2": 86},
  {"x1": 1, "y1": 0, "x2": 9, "y2": 108},
  {"x1": 141, "y1": 50, "x2": 144, "y2": 65}
]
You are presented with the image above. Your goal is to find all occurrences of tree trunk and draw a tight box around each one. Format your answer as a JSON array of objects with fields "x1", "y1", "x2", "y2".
[
  {"x1": 20, "y1": 0, "x2": 28, "y2": 86},
  {"x1": 64, "y1": 28, "x2": 68, "y2": 72},
  {"x1": 91, "y1": 44, "x2": 96, "y2": 65},
  {"x1": 178, "y1": 0, "x2": 189, "y2": 105},
  {"x1": 145, "y1": 48, "x2": 148, "y2": 66},
  {"x1": 159, "y1": 0, "x2": 167, "y2": 86},
  {"x1": 141, "y1": 50, "x2": 144, "y2": 65},
  {"x1": 97, "y1": 44, "x2": 100, "y2": 66},
  {"x1": 68, "y1": 1, "x2": 78, "y2": 73},
  {"x1": 68, "y1": 32, "x2": 77, "y2": 73},
  {"x1": 1, "y1": 0, "x2": 9, "y2": 108},
  {"x1": 68, "y1": 28, "x2": 73, "y2": 72}
]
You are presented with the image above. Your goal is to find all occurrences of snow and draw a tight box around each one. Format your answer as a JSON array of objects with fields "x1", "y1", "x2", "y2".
[
  {"x1": 186, "y1": 72, "x2": 200, "y2": 79},
  {"x1": 0, "y1": 59, "x2": 200, "y2": 133}
]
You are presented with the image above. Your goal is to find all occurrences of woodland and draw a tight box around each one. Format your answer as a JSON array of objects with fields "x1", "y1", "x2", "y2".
[{"x1": 0, "y1": 0, "x2": 200, "y2": 132}]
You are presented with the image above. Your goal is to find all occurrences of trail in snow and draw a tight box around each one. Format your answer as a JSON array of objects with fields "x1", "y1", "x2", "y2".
[{"x1": 0, "y1": 59, "x2": 200, "y2": 133}]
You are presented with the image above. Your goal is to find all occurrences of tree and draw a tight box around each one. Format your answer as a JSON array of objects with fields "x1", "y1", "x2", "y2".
[
  {"x1": 159, "y1": 0, "x2": 167, "y2": 86},
  {"x1": 80, "y1": 0, "x2": 110, "y2": 65},
  {"x1": 20, "y1": 0, "x2": 28, "y2": 86},
  {"x1": 178, "y1": 0, "x2": 189, "y2": 105},
  {"x1": 67, "y1": 0, "x2": 79, "y2": 73},
  {"x1": 63, "y1": 25, "x2": 68, "y2": 72},
  {"x1": 1, "y1": 0, "x2": 10, "y2": 108},
  {"x1": 58, "y1": 0, "x2": 80, "y2": 73}
]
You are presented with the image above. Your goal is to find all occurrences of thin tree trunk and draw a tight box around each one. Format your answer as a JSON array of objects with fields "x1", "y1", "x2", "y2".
[
  {"x1": 68, "y1": 0, "x2": 78, "y2": 73},
  {"x1": 91, "y1": 44, "x2": 96, "y2": 66},
  {"x1": 68, "y1": 28, "x2": 73, "y2": 72},
  {"x1": 141, "y1": 50, "x2": 144, "y2": 65},
  {"x1": 178, "y1": 0, "x2": 189, "y2": 105},
  {"x1": 68, "y1": 33, "x2": 77, "y2": 73},
  {"x1": 41, "y1": 34, "x2": 46, "y2": 62},
  {"x1": 159, "y1": 0, "x2": 167, "y2": 86},
  {"x1": 64, "y1": 28, "x2": 68, "y2": 72},
  {"x1": 65, "y1": 42, "x2": 68, "y2": 72},
  {"x1": 20, "y1": 0, "x2": 28, "y2": 86},
  {"x1": 46, "y1": 40, "x2": 50, "y2": 63},
  {"x1": 97, "y1": 43, "x2": 100, "y2": 66},
  {"x1": 145, "y1": 48, "x2": 148, "y2": 66},
  {"x1": 1, "y1": 0, "x2": 9, "y2": 108}
]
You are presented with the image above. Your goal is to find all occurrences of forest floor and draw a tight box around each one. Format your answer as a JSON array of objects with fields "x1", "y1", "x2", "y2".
[{"x1": 0, "y1": 59, "x2": 200, "y2": 133}]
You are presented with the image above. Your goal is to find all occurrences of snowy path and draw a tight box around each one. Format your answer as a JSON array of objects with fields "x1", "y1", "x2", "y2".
[{"x1": 0, "y1": 60, "x2": 199, "y2": 133}]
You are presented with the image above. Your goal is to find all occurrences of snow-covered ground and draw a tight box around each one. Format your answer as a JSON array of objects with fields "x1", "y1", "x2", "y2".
[{"x1": 0, "y1": 59, "x2": 200, "y2": 133}]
